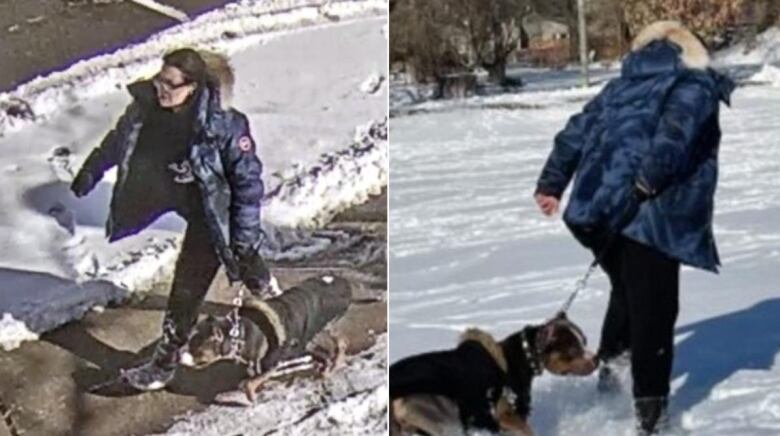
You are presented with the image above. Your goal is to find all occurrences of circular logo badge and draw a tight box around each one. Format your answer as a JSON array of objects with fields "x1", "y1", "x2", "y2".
[{"x1": 238, "y1": 136, "x2": 253, "y2": 152}]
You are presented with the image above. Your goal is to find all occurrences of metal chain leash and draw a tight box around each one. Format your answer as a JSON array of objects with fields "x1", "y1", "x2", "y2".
[
  {"x1": 226, "y1": 282, "x2": 246, "y2": 358},
  {"x1": 559, "y1": 258, "x2": 600, "y2": 314},
  {"x1": 560, "y1": 231, "x2": 626, "y2": 313}
]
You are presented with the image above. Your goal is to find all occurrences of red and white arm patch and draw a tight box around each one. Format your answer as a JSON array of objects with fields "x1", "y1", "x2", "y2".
[{"x1": 238, "y1": 135, "x2": 254, "y2": 153}]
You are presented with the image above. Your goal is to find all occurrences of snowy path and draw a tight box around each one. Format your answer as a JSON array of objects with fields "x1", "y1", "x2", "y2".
[
  {"x1": 0, "y1": 0, "x2": 387, "y2": 350},
  {"x1": 389, "y1": 82, "x2": 780, "y2": 435},
  {"x1": 159, "y1": 337, "x2": 388, "y2": 436}
]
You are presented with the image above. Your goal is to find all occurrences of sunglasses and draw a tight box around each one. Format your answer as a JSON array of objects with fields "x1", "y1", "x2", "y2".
[{"x1": 152, "y1": 73, "x2": 193, "y2": 92}]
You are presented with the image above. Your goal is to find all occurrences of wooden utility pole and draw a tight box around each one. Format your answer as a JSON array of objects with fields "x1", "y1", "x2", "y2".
[{"x1": 577, "y1": 0, "x2": 590, "y2": 86}]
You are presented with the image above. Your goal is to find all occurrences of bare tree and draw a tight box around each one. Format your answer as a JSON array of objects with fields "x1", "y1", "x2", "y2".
[
  {"x1": 622, "y1": 0, "x2": 747, "y2": 45},
  {"x1": 391, "y1": 0, "x2": 533, "y2": 85},
  {"x1": 390, "y1": 0, "x2": 466, "y2": 82},
  {"x1": 449, "y1": 0, "x2": 530, "y2": 84}
]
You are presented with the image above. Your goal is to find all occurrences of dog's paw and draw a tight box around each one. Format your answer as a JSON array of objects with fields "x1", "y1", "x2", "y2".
[
  {"x1": 330, "y1": 337, "x2": 349, "y2": 370},
  {"x1": 314, "y1": 336, "x2": 349, "y2": 376}
]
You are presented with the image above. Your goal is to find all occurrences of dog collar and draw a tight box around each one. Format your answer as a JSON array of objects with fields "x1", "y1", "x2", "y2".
[
  {"x1": 521, "y1": 327, "x2": 544, "y2": 376},
  {"x1": 222, "y1": 321, "x2": 247, "y2": 364}
]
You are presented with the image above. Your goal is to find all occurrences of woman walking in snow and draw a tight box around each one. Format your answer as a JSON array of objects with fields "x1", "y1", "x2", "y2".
[
  {"x1": 71, "y1": 48, "x2": 272, "y2": 390},
  {"x1": 534, "y1": 21, "x2": 734, "y2": 434}
]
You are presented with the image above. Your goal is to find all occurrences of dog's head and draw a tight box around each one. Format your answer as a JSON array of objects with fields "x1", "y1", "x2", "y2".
[
  {"x1": 538, "y1": 312, "x2": 598, "y2": 376},
  {"x1": 255, "y1": 275, "x2": 283, "y2": 299},
  {"x1": 180, "y1": 315, "x2": 234, "y2": 369}
]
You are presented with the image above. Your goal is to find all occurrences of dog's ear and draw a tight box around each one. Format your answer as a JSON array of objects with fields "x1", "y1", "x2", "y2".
[{"x1": 543, "y1": 326, "x2": 556, "y2": 348}]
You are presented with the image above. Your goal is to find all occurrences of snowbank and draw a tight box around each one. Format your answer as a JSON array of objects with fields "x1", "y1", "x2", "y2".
[
  {"x1": 263, "y1": 118, "x2": 388, "y2": 230},
  {"x1": 0, "y1": 314, "x2": 39, "y2": 352},
  {"x1": 714, "y1": 26, "x2": 780, "y2": 67},
  {"x1": 749, "y1": 64, "x2": 780, "y2": 87}
]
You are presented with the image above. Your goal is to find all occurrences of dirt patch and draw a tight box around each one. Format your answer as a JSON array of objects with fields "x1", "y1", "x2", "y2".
[{"x1": 0, "y1": 395, "x2": 19, "y2": 436}]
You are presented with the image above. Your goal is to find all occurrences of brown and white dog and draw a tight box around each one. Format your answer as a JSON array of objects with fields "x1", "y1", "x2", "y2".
[{"x1": 390, "y1": 312, "x2": 598, "y2": 436}]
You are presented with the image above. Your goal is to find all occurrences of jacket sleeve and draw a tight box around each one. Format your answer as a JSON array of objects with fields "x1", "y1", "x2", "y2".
[
  {"x1": 76, "y1": 101, "x2": 140, "y2": 182},
  {"x1": 636, "y1": 78, "x2": 716, "y2": 195},
  {"x1": 535, "y1": 87, "x2": 607, "y2": 199},
  {"x1": 222, "y1": 113, "x2": 265, "y2": 256}
]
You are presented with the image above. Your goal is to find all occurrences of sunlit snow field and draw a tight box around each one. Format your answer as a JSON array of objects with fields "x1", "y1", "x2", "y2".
[{"x1": 390, "y1": 71, "x2": 780, "y2": 434}]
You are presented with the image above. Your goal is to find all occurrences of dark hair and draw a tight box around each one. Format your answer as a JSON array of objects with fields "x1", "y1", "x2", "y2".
[{"x1": 162, "y1": 48, "x2": 208, "y2": 85}]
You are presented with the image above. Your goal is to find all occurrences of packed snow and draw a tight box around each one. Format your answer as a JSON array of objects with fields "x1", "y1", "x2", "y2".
[
  {"x1": 0, "y1": 0, "x2": 387, "y2": 350},
  {"x1": 750, "y1": 64, "x2": 780, "y2": 87},
  {"x1": 158, "y1": 336, "x2": 388, "y2": 436},
  {"x1": 390, "y1": 53, "x2": 780, "y2": 435}
]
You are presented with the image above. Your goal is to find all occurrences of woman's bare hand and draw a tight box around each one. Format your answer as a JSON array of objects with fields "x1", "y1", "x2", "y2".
[{"x1": 534, "y1": 193, "x2": 560, "y2": 216}]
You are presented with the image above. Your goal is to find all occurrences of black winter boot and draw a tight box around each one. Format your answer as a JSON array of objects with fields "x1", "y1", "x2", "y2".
[
  {"x1": 635, "y1": 397, "x2": 669, "y2": 435},
  {"x1": 122, "y1": 317, "x2": 181, "y2": 391},
  {"x1": 121, "y1": 355, "x2": 177, "y2": 391}
]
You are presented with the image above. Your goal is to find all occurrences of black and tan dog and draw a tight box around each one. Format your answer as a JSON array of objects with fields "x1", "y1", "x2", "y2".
[
  {"x1": 180, "y1": 274, "x2": 352, "y2": 401},
  {"x1": 390, "y1": 312, "x2": 598, "y2": 436}
]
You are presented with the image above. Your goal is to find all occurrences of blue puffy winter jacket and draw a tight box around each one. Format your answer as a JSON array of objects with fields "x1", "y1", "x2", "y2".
[
  {"x1": 77, "y1": 56, "x2": 263, "y2": 281},
  {"x1": 536, "y1": 21, "x2": 735, "y2": 272}
]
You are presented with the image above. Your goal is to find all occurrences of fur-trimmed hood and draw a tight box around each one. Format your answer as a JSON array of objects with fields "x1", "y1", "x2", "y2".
[
  {"x1": 631, "y1": 21, "x2": 709, "y2": 70},
  {"x1": 460, "y1": 328, "x2": 508, "y2": 373},
  {"x1": 199, "y1": 50, "x2": 235, "y2": 108}
]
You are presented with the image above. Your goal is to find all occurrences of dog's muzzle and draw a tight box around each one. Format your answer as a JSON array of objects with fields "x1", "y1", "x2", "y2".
[
  {"x1": 253, "y1": 276, "x2": 283, "y2": 299},
  {"x1": 179, "y1": 351, "x2": 196, "y2": 367}
]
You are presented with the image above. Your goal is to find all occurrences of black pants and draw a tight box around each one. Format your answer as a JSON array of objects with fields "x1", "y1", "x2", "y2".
[
  {"x1": 597, "y1": 236, "x2": 680, "y2": 399},
  {"x1": 157, "y1": 212, "x2": 221, "y2": 366}
]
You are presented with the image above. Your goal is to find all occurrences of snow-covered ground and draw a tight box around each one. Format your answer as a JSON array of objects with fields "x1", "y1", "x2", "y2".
[
  {"x1": 0, "y1": 0, "x2": 387, "y2": 350},
  {"x1": 389, "y1": 64, "x2": 622, "y2": 112},
  {"x1": 389, "y1": 53, "x2": 780, "y2": 436},
  {"x1": 159, "y1": 336, "x2": 387, "y2": 435},
  {"x1": 714, "y1": 27, "x2": 780, "y2": 67}
]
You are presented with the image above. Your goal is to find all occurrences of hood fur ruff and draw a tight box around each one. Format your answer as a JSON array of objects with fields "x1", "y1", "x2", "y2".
[
  {"x1": 198, "y1": 50, "x2": 235, "y2": 108},
  {"x1": 460, "y1": 328, "x2": 508, "y2": 373},
  {"x1": 631, "y1": 21, "x2": 710, "y2": 70}
]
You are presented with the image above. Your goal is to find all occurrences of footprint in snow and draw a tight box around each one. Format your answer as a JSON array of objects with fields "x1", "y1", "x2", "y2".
[{"x1": 48, "y1": 202, "x2": 76, "y2": 235}]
